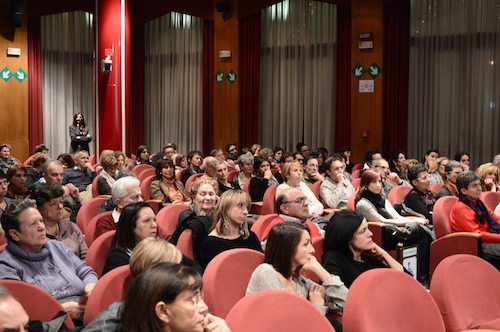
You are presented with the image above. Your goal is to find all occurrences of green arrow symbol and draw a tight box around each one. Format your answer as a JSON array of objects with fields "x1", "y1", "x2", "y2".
[
  {"x1": 215, "y1": 70, "x2": 225, "y2": 84},
  {"x1": 1, "y1": 67, "x2": 12, "y2": 82}
]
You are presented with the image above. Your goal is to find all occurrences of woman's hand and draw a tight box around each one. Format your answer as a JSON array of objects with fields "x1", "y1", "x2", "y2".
[
  {"x1": 204, "y1": 313, "x2": 232, "y2": 332},
  {"x1": 308, "y1": 284, "x2": 325, "y2": 306},
  {"x1": 61, "y1": 301, "x2": 85, "y2": 319},
  {"x1": 370, "y1": 243, "x2": 386, "y2": 257},
  {"x1": 264, "y1": 169, "x2": 273, "y2": 179}
]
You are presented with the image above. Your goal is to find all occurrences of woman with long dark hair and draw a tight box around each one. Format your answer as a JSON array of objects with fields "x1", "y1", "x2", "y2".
[{"x1": 69, "y1": 112, "x2": 92, "y2": 153}]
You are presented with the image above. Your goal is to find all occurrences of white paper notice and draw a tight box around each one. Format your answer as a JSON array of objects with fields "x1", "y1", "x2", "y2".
[{"x1": 359, "y1": 80, "x2": 374, "y2": 93}]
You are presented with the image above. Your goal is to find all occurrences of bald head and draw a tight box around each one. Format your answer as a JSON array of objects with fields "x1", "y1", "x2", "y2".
[{"x1": 203, "y1": 156, "x2": 217, "y2": 177}]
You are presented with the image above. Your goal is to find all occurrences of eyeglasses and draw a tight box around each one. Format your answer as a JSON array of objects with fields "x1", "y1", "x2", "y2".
[
  {"x1": 243, "y1": 163, "x2": 254, "y2": 167},
  {"x1": 417, "y1": 174, "x2": 431, "y2": 181},
  {"x1": 229, "y1": 148, "x2": 237, "y2": 152},
  {"x1": 374, "y1": 165, "x2": 389, "y2": 170},
  {"x1": 190, "y1": 292, "x2": 205, "y2": 307},
  {"x1": 283, "y1": 196, "x2": 307, "y2": 205}
]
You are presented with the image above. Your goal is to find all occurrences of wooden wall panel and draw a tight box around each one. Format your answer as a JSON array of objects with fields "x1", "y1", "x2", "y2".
[
  {"x1": 213, "y1": 0, "x2": 240, "y2": 152},
  {"x1": 350, "y1": 0, "x2": 384, "y2": 164},
  {"x1": 0, "y1": 0, "x2": 29, "y2": 162}
]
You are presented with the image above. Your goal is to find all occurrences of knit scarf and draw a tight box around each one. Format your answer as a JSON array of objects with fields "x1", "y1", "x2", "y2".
[
  {"x1": 443, "y1": 180, "x2": 459, "y2": 197},
  {"x1": 362, "y1": 189, "x2": 392, "y2": 220},
  {"x1": 100, "y1": 170, "x2": 116, "y2": 188},
  {"x1": 459, "y1": 194, "x2": 500, "y2": 230}
]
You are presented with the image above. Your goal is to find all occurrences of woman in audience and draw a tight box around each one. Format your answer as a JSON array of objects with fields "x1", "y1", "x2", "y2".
[
  {"x1": 389, "y1": 149, "x2": 406, "y2": 176},
  {"x1": 276, "y1": 161, "x2": 323, "y2": 217},
  {"x1": 213, "y1": 160, "x2": 240, "y2": 195},
  {"x1": 399, "y1": 158, "x2": 419, "y2": 186},
  {"x1": 6, "y1": 165, "x2": 29, "y2": 199},
  {"x1": 151, "y1": 159, "x2": 189, "y2": 207},
  {"x1": 404, "y1": 164, "x2": 437, "y2": 223},
  {"x1": 102, "y1": 202, "x2": 158, "y2": 275},
  {"x1": 422, "y1": 149, "x2": 440, "y2": 168},
  {"x1": 26, "y1": 152, "x2": 48, "y2": 190},
  {"x1": 114, "y1": 151, "x2": 128, "y2": 171},
  {"x1": 134, "y1": 145, "x2": 152, "y2": 167},
  {"x1": 235, "y1": 154, "x2": 254, "y2": 188},
  {"x1": 259, "y1": 147, "x2": 278, "y2": 169},
  {"x1": 273, "y1": 147, "x2": 284, "y2": 165},
  {"x1": 69, "y1": 112, "x2": 92, "y2": 153},
  {"x1": 428, "y1": 156, "x2": 449, "y2": 185},
  {"x1": 0, "y1": 200, "x2": 97, "y2": 320},
  {"x1": 201, "y1": 190, "x2": 262, "y2": 268},
  {"x1": 0, "y1": 170, "x2": 14, "y2": 219},
  {"x1": 170, "y1": 177, "x2": 219, "y2": 262},
  {"x1": 454, "y1": 151, "x2": 471, "y2": 171},
  {"x1": 477, "y1": 162, "x2": 500, "y2": 193},
  {"x1": 57, "y1": 153, "x2": 75, "y2": 169},
  {"x1": 97, "y1": 154, "x2": 118, "y2": 195},
  {"x1": 251, "y1": 144, "x2": 263, "y2": 157},
  {"x1": 340, "y1": 147, "x2": 353, "y2": 174},
  {"x1": 437, "y1": 160, "x2": 464, "y2": 198},
  {"x1": 31, "y1": 183, "x2": 87, "y2": 259},
  {"x1": 121, "y1": 263, "x2": 231, "y2": 332},
  {"x1": 246, "y1": 222, "x2": 347, "y2": 331},
  {"x1": 0, "y1": 144, "x2": 18, "y2": 173},
  {"x1": 249, "y1": 156, "x2": 280, "y2": 202},
  {"x1": 175, "y1": 154, "x2": 187, "y2": 174},
  {"x1": 323, "y1": 210, "x2": 404, "y2": 288}
]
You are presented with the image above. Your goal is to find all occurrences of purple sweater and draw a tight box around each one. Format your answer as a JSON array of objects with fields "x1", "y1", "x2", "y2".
[{"x1": 0, "y1": 240, "x2": 97, "y2": 299}]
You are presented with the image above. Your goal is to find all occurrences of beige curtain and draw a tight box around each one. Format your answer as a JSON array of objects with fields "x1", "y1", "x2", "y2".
[
  {"x1": 259, "y1": 0, "x2": 337, "y2": 154},
  {"x1": 409, "y1": 0, "x2": 500, "y2": 168},
  {"x1": 144, "y1": 12, "x2": 203, "y2": 155},
  {"x1": 41, "y1": 11, "x2": 94, "y2": 157}
]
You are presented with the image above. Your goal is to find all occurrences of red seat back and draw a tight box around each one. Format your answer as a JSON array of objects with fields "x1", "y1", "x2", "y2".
[
  {"x1": 140, "y1": 174, "x2": 155, "y2": 201},
  {"x1": 155, "y1": 204, "x2": 190, "y2": 240},
  {"x1": 177, "y1": 229, "x2": 193, "y2": 259},
  {"x1": 310, "y1": 181, "x2": 322, "y2": 200},
  {"x1": 251, "y1": 213, "x2": 278, "y2": 241},
  {"x1": 86, "y1": 230, "x2": 115, "y2": 278},
  {"x1": 85, "y1": 211, "x2": 113, "y2": 247},
  {"x1": 387, "y1": 185, "x2": 412, "y2": 205},
  {"x1": 481, "y1": 191, "x2": 500, "y2": 211},
  {"x1": 261, "y1": 184, "x2": 278, "y2": 215},
  {"x1": 76, "y1": 195, "x2": 110, "y2": 234},
  {"x1": 433, "y1": 196, "x2": 458, "y2": 238}
]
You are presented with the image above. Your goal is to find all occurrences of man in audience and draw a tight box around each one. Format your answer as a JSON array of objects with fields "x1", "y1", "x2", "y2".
[
  {"x1": 181, "y1": 150, "x2": 204, "y2": 184},
  {"x1": 296, "y1": 142, "x2": 310, "y2": 158},
  {"x1": 437, "y1": 160, "x2": 464, "y2": 198},
  {"x1": 320, "y1": 155, "x2": 355, "y2": 209},
  {"x1": 202, "y1": 156, "x2": 217, "y2": 178},
  {"x1": 302, "y1": 155, "x2": 324, "y2": 188},
  {"x1": 62, "y1": 150, "x2": 96, "y2": 192},
  {"x1": 151, "y1": 141, "x2": 176, "y2": 165},
  {"x1": 225, "y1": 143, "x2": 238, "y2": 161},
  {"x1": 450, "y1": 171, "x2": 500, "y2": 269},
  {"x1": 261, "y1": 188, "x2": 323, "y2": 241},
  {"x1": 362, "y1": 148, "x2": 382, "y2": 171},
  {"x1": 43, "y1": 160, "x2": 81, "y2": 222},
  {"x1": 293, "y1": 152, "x2": 304, "y2": 165},
  {"x1": 94, "y1": 177, "x2": 143, "y2": 239},
  {"x1": 371, "y1": 158, "x2": 404, "y2": 196}
]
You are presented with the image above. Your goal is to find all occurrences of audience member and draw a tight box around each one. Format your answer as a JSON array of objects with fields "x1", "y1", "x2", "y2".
[
  {"x1": 201, "y1": 190, "x2": 262, "y2": 268},
  {"x1": 151, "y1": 159, "x2": 189, "y2": 207},
  {"x1": 134, "y1": 145, "x2": 153, "y2": 167},
  {"x1": 301, "y1": 155, "x2": 325, "y2": 188},
  {"x1": 210, "y1": 148, "x2": 225, "y2": 161},
  {"x1": 450, "y1": 171, "x2": 500, "y2": 269},
  {"x1": 249, "y1": 157, "x2": 279, "y2": 202},
  {"x1": 235, "y1": 154, "x2": 254, "y2": 188},
  {"x1": 94, "y1": 177, "x2": 143, "y2": 239},
  {"x1": 0, "y1": 144, "x2": 18, "y2": 173},
  {"x1": 57, "y1": 153, "x2": 75, "y2": 169},
  {"x1": 121, "y1": 263, "x2": 231, "y2": 332},
  {"x1": 181, "y1": 150, "x2": 204, "y2": 185},
  {"x1": 493, "y1": 154, "x2": 500, "y2": 166},
  {"x1": 0, "y1": 170, "x2": 14, "y2": 220},
  {"x1": 261, "y1": 188, "x2": 323, "y2": 240},
  {"x1": 175, "y1": 153, "x2": 187, "y2": 174},
  {"x1": 114, "y1": 151, "x2": 129, "y2": 171},
  {"x1": 251, "y1": 144, "x2": 263, "y2": 157},
  {"x1": 296, "y1": 142, "x2": 310, "y2": 158},
  {"x1": 62, "y1": 150, "x2": 97, "y2": 192},
  {"x1": 477, "y1": 162, "x2": 500, "y2": 193},
  {"x1": 246, "y1": 222, "x2": 346, "y2": 331},
  {"x1": 293, "y1": 152, "x2": 304, "y2": 164},
  {"x1": 31, "y1": 184, "x2": 87, "y2": 259},
  {"x1": 323, "y1": 210, "x2": 404, "y2": 288},
  {"x1": 202, "y1": 156, "x2": 217, "y2": 178},
  {"x1": 422, "y1": 149, "x2": 440, "y2": 168},
  {"x1": 277, "y1": 161, "x2": 323, "y2": 217},
  {"x1": 0, "y1": 200, "x2": 97, "y2": 320},
  {"x1": 454, "y1": 151, "x2": 471, "y2": 171},
  {"x1": 225, "y1": 143, "x2": 238, "y2": 161},
  {"x1": 97, "y1": 153, "x2": 118, "y2": 195},
  {"x1": 213, "y1": 160, "x2": 240, "y2": 195},
  {"x1": 362, "y1": 148, "x2": 382, "y2": 171},
  {"x1": 437, "y1": 160, "x2": 463, "y2": 198},
  {"x1": 341, "y1": 147, "x2": 353, "y2": 173},
  {"x1": 399, "y1": 158, "x2": 419, "y2": 186},
  {"x1": 320, "y1": 155, "x2": 355, "y2": 210},
  {"x1": 102, "y1": 202, "x2": 158, "y2": 275},
  {"x1": 370, "y1": 158, "x2": 402, "y2": 195},
  {"x1": 428, "y1": 157, "x2": 448, "y2": 185},
  {"x1": 404, "y1": 164, "x2": 437, "y2": 223},
  {"x1": 273, "y1": 147, "x2": 284, "y2": 165},
  {"x1": 6, "y1": 165, "x2": 29, "y2": 199},
  {"x1": 151, "y1": 141, "x2": 177, "y2": 166},
  {"x1": 34, "y1": 143, "x2": 50, "y2": 157},
  {"x1": 389, "y1": 149, "x2": 406, "y2": 176},
  {"x1": 26, "y1": 152, "x2": 48, "y2": 190},
  {"x1": 69, "y1": 112, "x2": 92, "y2": 154}
]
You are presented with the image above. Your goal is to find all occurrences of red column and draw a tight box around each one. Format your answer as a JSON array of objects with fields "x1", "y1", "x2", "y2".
[{"x1": 96, "y1": 0, "x2": 131, "y2": 154}]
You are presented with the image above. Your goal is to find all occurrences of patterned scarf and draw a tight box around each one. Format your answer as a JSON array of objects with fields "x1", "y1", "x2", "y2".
[
  {"x1": 443, "y1": 180, "x2": 459, "y2": 197},
  {"x1": 459, "y1": 194, "x2": 500, "y2": 230}
]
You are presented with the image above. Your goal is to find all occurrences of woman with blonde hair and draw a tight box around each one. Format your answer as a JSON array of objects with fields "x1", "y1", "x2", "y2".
[
  {"x1": 97, "y1": 153, "x2": 118, "y2": 195},
  {"x1": 200, "y1": 190, "x2": 262, "y2": 268},
  {"x1": 428, "y1": 156, "x2": 449, "y2": 185},
  {"x1": 477, "y1": 162, "x2": 500, "y2": 193},
  {"x1": 399, "y1": 158, "x2": 419, "y2": 186}
]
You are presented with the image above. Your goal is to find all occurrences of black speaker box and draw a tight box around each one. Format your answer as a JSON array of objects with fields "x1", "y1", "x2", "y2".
[{"x1": 10, "y1": 0, "x2": 24, "y2": 28}]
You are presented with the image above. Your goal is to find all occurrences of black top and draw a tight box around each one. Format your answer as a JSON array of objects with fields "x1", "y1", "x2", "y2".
[
  {"x1": 26, "y1": 168, "x2": 42, "y2": 190},
  {"x1": 249, "y1": 177, "x2": 269, "y2": 202},
  {"x1": 200, "y1": 231, "x2": 263, "y2": 268},
  {"x1": 102, "y1": 248, "x2": 202, "y2": 276},
  {"x1": 322, "y1": 250, "x2": 387, "y2": 288},
  {"x1": 181, "y1": 166, "x2": 204, "y2": 185},
  {"x1": 218, "y1": 180, "x2": 241, "y2": 196},
  {"x1": 404, "y1": 188, "x2": 437, "y2": 223}
]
